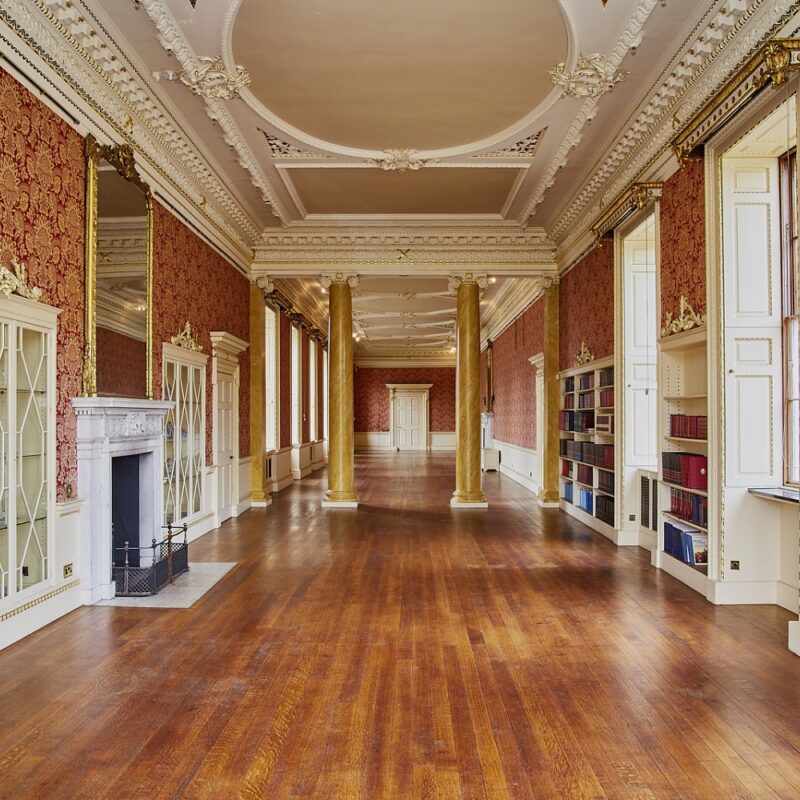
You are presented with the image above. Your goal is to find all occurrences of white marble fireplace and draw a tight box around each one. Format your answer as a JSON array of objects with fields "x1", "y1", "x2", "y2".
[{"x1": 72, "y1": 398, "x2": 173, "y2": 604}]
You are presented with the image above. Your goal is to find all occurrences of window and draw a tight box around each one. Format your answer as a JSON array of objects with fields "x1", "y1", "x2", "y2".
[
  {"x1": 309, "y1": 339, "x2": 317, "y2": 441},
  {"x1": 265, "y1": 305, "x2": 278, "y2": 452},
  {"x1": 291, "y1": 325, "x2": 301, "y2": 445},
  {"x1": 780, "y1": 149, "x2": 799, "y2": 484}
]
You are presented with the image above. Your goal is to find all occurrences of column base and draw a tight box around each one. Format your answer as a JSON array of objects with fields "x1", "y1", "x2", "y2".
[
  {"x1": 322, "y1": 490, "x2": 359, "y2": 509},
  {"x1": 450, "y1": 491, "x2": 488, "y2": 509}
]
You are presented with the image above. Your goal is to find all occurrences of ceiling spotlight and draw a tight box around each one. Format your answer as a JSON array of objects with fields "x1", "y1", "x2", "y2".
[{"x1": 489, "y1": 277, "x2": 497, "y2": 284}]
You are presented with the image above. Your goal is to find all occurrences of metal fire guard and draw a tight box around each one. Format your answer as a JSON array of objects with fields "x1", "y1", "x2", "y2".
[{"x1": 113, "y1": 523, "x2": 189, "y2": 597}]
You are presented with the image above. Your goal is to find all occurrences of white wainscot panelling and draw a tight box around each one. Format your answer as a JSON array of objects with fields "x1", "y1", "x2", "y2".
[
  {"x1": 291, "y1": 442, "x2": 313, "y2": 479},
  {"x1": 494, "y1": 440, "x2": 539, "y2": 495},
  {"x1": 430, "y1": 432, "x2": 456, "y2": 450},
  {"x1": 0, "y1": 498, "x2": 84, "y2": 651},
  {"x1": 237, "y1": 456, "x2": 253, "y2": 515},
  {"x1": 268, "y1": 446, "x2": 294, "y2": 492},
  {"x1": 355, "y1": 432, "x2": 391, "y2": 450},
  {"x1": 310, "y1": 440, "x2": 326, "y2": 470}
]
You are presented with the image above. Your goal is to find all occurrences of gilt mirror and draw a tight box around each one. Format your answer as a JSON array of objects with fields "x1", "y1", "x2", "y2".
[{"x1": 84, "y1": 135, "x2": 153, "y2": 399}]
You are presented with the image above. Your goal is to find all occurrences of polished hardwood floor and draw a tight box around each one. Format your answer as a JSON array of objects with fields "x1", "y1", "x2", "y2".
[{"x1": 1, "y1": 453, "x2": 800, "y2": 799}]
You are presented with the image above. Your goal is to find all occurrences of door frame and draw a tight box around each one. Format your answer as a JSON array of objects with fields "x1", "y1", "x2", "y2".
[
  {"x1": 210, "y1": 331, "x2": 249, "y2": 523},
  {"x1": 387, "y1": 383, "x2": 432, "y2": 451}
]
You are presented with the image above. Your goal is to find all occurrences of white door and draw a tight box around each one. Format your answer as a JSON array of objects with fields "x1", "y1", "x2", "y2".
[
  {"x1": 395, "y1": 394, "x2": 424, "y2": 450},
  {"x1": 217, "y1": 369, "x2": 237, "y2": 521}
]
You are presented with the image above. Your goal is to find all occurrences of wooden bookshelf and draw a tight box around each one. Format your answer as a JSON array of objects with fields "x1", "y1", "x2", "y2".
[{"x1": 558, "y1": 356, "x2": 619, "y2": 539}]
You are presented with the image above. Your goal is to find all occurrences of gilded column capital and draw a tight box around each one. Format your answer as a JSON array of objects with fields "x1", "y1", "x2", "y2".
[
  {"x1": 448, "y1": 273, "x2": 488, "y2": 293},
  {"x1": 321, "y1": 272, "x2": 359, "y2": 290},
  {"x1": 255, "y1": 275, "x2": 275, "y2": 296},
  {"x1": 540, "y1": 274, "x2": 560, "y2": 290}
]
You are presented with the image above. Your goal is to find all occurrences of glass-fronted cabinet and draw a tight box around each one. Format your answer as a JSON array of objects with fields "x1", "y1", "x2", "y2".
[
  {"x1": 163, "y1": 342, "x2": 206, "y2": 525},
  {"x1": 0, "y1": 292, "x2": 58, "y2": 604}
]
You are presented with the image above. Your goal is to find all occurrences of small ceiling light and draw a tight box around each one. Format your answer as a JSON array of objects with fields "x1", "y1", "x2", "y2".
[{"x1": 489, "y1": 277, "x2": 497, "y2": 284}]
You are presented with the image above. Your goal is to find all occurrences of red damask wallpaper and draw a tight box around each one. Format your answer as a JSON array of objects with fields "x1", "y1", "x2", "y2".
[
  {"x1": 353, "y1": 367, "x2": 455, "y2": 432},
  {"x1": 317, "y1": 346, "x2": 325, "y2": 439},
  {"x1": 96, "y1": 327, "x2": 146, "y2": 398},
  {"x1": 0, "y1": 68, "x2": 85, "y2": 500},
  {"x1": 301, "y1": 330, "x2": 310, "y2": 443},
  {"x1": 559, "y1": 245, "x2": 614, "y2": 371},
  {"x1": 492, "y1": 298, "x2": 545, "y2": 449},
  {"x1": 151, "y1": 204, "x2": 250, "y2": 461},
  {"x1": 279, "y1": 312, "x2": 292, "y2": 449},
  {"x1": 661, "y1": 158, "x2": 706, "y2": 321}
]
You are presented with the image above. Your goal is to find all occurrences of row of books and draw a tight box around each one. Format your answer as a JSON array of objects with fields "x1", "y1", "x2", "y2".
[
  {"x1": 662, "y1": 452, "x2": 707, "y2": 490},
  {"x1": 598, "y1": 368, "x2": 614, "y2": 388},
  {"x1": 576, "y1": 464, "x2": 593, "y2": 485},
  {"x1": 561, "y1": 459, "x2": 572, "y2": 478},
  {"x1": 559, "y1": 410, "x2": 595, "y2": 432},
  {"x1": 595, "y1": 495, "x2": 614, "y2": 526},
  {"x1": 563, "y1": 482, "x2": 573, "y2": 503},
  {"x1": 577, "y1": 487, "x2": 593, "y2": 514},
  {"x1": 664, "y1": 521, "x2": 708, "y2": 567},
  {"x1": 578, "y1": 392, "x2": 594, "y2": 409},
  {"x1": 669, "y1": 414, "x2": 707, "y2": 440},
  {"x1": 564, "y1": 376, "x2": 575, "y2": 393},
  {"x1": 597, "y1": 470, "x2": 615, "y2": 494},
  {"x1": 579, "y1": 374, "x2": 594, "y2": 391},
  {"x1": 598, "y1": 389, "x2": 614, "y2": 408},
  {"x1": 560, "y1": 440, "x2": 615, "y2": 469},
  {"x1": 563, "y1": 394, "x2": 575, "y2": 409},
  {"x1": 669, "y1": 488, "x2": 708, "y2": 527},
  {"x1": 596, "y1": 413, "x2": 614, "y2": 434}
]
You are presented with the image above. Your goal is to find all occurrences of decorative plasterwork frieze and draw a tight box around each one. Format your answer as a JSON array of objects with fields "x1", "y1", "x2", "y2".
[
  {"x1": 590, "y1": 182, "x2": 662, "y2": 243},
  {"x1": 574, "y1": 341, "x2": 595, "y2": 367},
  {"x1": 367, "y1": 150, "x2": 438, "y2": 171},
  {"x1": 550, "y1": 53, "x2": 628, "y2": 99},
  {"x1": 153, "y1": 56, "x2": 251, "y2": 100},
  {"x1": 171, "y1": 321, "x2": 203, "y2": 351},
  {"x1": 134, "y1": 0, "x2": 291, "y2": 224},
  {"x1": 260, "y1": 130, "x2": 330, "y2": 160},
  {"x1": 0, "y1": 0, "x2": 259, "y2": 261},
  {"x1": 661, "y1": 296, "x2": 706, "y2": 338},
  {"x1": 474, "y1": 129, "x2": 546, "y2": 159},
  {"x1": 0, "y1": 257, "x2": 42, "y2": 301},
  {"x1": 548, "y1": 0, "x2": 793, "y2": 246},
  {"x1": 672, "y1": 38, "x2": 800, "y2": 165}
]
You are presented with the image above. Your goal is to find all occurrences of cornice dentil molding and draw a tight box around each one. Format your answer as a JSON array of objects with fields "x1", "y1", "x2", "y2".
[{"x1": 0, "y1": 0, "x2": 259, "y2": 265}]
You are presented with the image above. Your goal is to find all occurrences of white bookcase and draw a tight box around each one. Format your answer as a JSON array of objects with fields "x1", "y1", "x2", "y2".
[
  {"x1": 0, "y1": 294, "x2": 58, "y2": 605},
  {"x1": 558, "y1": 355, "x2": 618, "y2": 541},
  {"x1": 653, "y1": 326, "x2": 709, "y2": 594}
]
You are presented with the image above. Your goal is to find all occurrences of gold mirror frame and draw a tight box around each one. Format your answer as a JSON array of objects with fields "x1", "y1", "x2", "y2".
[{"x1": 83, "y1": 134, "x2": 153, "y2": 399}]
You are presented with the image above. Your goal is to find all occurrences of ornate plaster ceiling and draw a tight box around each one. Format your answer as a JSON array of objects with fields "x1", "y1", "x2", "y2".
[{"x1": 232, "y1": 0, "x2": 568, "y2": 152}]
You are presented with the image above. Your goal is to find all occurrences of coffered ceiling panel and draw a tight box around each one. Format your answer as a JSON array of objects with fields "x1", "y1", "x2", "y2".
[
  {"x1": 284, "y1": 167, "x2": 524, "y2": 216},
  {"x1": 232, "y1": 0, "x2": 568, "y2": 152}
]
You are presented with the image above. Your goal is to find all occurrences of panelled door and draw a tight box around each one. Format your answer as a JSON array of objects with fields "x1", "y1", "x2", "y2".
[
  {"x1": 215, "y1": 364, "x2": 237, "y2": 523},
  {"x1": 395, "y1": 394, "x2": 424, "y2": 450}
]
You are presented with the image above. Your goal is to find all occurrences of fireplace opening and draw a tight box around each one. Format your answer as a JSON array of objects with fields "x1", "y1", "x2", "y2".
[{"x1": 112, "y1": 454, "x2": 141, "y2": 569}]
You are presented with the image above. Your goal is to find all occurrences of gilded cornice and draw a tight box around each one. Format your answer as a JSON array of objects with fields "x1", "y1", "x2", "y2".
[
  {"x1": 549, "y1": 0, "x2": 795, "y2": 253},
  {"x1": 0, "y1": 0, "x2": 258, "y2": 267},
  {"x1": 590, "y1": 182, "x2": 662, "y2": 243}
]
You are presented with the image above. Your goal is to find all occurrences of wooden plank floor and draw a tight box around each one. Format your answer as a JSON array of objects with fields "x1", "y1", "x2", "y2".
[{"x1": 1, "y1": 452, "x2": 799, "y2": 799}]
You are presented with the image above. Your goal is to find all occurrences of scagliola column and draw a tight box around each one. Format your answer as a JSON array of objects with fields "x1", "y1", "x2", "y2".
[
  {"x1": 540, "y1": 277, "x2": 561, "y2": 505},
  {"x1": 321, "y1": 273, "x2": 359, "y2": 508},
  {"x1": 450, "y1": 273, "x2": 488, "y2": 508},
  {"x1": 249, "y1": 279, "x2": 272, "y2": 506}
]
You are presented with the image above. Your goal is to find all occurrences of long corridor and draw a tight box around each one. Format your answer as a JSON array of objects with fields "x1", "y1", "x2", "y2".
[{"x1": 1, "y1": 453, "x2": 799, "y2": 799}]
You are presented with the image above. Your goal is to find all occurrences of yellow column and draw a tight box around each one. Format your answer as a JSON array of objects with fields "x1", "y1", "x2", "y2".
[
  {"x1": 541, "y1": 279, "x2": 561, "y2": 505},
  {"x1": 249, "y1": 281, "x2": 272, "y2": 506},
  {"x1": 321, "y1": 273, "x2": 358, "y2": 508},
  {"x1": 450, "y1": 274, "x2": 488, "y2": 508}
]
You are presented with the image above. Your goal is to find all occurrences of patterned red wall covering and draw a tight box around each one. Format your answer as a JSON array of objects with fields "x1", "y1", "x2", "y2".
[
  {"x1": 660, "y1": 158, "x2": 706, "y2": 321},
  {"x1": 317, "y1": 346, "x2": 325, "y2": 439},
  {"x1": 492, "y1": 298, "x2": 545, "y2": 449},
  {"x1": 279, "y1": 312, "x2": 292, "y2": 448},
  {"x1": 301, "y1": 330, "x2": 310, "y2": 443},
  {"x1": 151, "y1": 203, "x2": 250, "y2": 461},
  {"x1": 353, "y1": 367, "x2": 456, "y2": 432},
  {"x1": 0, "y1": 68, "x2": 85, "y2": 500},
  {"x1": 96, "y1": 327, "x2": 146, "y2": 398},
  {"x1": 559, "y1": 245, "x2": 614, "y2": 371},
  {"x1": 479, "y1": 348, "x2": 488, "y2": 413}
]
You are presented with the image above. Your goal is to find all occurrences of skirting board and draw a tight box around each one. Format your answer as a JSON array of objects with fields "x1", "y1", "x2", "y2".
[
  {"x1": 560, "y1": 500, "x2": 638, "y2": 546},
  {"x1": 499, "y1": 463, "x2": 539, "y2": 495},
  {"x1": 789, "y1": 621, "x2": 800, "y2": 657}
]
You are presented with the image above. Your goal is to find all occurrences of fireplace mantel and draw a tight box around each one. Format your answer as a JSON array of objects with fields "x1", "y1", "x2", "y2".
[{"x1": 72, "y1": 397, "x2": 173, "y2": 603}]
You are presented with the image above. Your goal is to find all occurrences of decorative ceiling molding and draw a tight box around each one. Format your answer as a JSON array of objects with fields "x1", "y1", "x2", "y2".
[
  {"x1": 672, "y1": 37, "x2": 800, "y2": 164},
  {"x1": 260, "y1": 130, "x2": 330, "y2": 160},
  {"x1": 550, "y1": 53, "x2": 628, "y2": 99},
  {"x1": 548, "y1": 0, "x2": 791, "y2": 248},
  {"x1": 367, "y1": 150, "x2": 438, "y2": 171},
  {"x1": 520, "y1": 0, "x2": 663, "y2": 223},
  {"x1": 153, "y1": 55, "x2": 251, "y2": 100},
  {"x1": 355, "y1": 356, "x2": 456, "y2": 368},
  {"x1": 0, "y1": 0, "x2": 259, "y2": 265},
  {"x1": 479, "y1": 276, "x2": 548, "y2": 347},
  {"x1": 134, "y1": 0, "x2": 291, "y2": 224},
  {"x1": 257, "y1": 277, "x2": 328, "y2": 344},
  {"x1": 590, "y1": 181, "x2": 662, "y2": 243},
  {"x1": 253, "y1": 228, "x2": 557, "y2": 276},
  {"x1": 473, "y1": 129, "x2": 546, "y2": 159}
]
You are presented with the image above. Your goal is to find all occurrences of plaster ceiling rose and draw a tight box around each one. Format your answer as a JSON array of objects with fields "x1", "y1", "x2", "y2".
[{"x1": 550, "y1": 53, "x2": 628, "y2": 100}]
